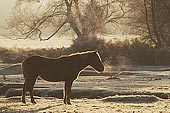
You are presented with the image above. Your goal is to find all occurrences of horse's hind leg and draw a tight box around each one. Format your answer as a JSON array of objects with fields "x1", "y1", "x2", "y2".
[
  {"x1": 64, "y1": 81, "x2": 73, "y2": 105},
  {"x1": 28, "y1": 78, "x2": 36, "y2": 104},
  {"x1": 22, "y1": 78, "x2": 36, "y2": 104},
  {"x1": 22, "y1": 82, "x2": 26, "y2": 103}
]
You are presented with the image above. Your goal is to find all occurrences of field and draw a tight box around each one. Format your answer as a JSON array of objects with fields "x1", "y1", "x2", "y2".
[{"x1": 0, "y1": 64, "x2": 170, "y2": 113}]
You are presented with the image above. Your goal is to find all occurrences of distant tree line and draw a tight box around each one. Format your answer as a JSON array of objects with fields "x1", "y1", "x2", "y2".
[{"x1": 0, "y1": 38, "x2": 170, "y2": 65}]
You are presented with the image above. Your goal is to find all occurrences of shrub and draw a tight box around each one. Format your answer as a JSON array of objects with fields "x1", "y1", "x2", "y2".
[{"x1": 0, "y1": 37, "x2": 170, "y2": 65}]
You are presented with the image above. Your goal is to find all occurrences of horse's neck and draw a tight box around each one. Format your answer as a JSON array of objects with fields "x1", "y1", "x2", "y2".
[{"x1": 76, "y1": 54, "x2": 90, "y2": 71}]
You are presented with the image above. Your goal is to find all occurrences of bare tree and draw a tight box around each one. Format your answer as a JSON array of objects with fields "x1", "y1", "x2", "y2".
[
  {"x1": 128, "y1": 0, "x2": 170, "y2": 48},
  {"x1": 2, "y1": 0, "x2": 128, "y2": 42}
]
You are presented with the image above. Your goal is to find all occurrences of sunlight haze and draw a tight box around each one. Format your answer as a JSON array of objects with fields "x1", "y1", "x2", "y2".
[
  {"x1": 0, "y1": 0, "x2": 73, "y2": 48},
  {"x1": 0, "y1": 0, "x2": 130, "y2": 49},
  {"x1": 0, "y1": 0, "x2": 15, "y2": 24}
]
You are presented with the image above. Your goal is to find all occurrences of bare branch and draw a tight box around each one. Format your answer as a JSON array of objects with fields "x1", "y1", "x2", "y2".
[
  {"x1": 106, "y1": 1, "x2": 128, "y2": 23},
  {"x1": 3, "y1": 0, "x2": 130, "y2": 41},
  {"x1": 40, "y1": 20, "x2": 67, "y2": 41},
  {"x1": 14, "y1": 2, "x2": 66, "y2": 39}
]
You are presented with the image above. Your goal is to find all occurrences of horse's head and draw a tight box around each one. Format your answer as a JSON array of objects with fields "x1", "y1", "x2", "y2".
[{"x1": 89, "y1": 51, "x2": 104, "y2": 72}]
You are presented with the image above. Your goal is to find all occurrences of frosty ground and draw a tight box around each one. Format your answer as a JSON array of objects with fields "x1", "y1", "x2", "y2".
[{"x1": 0, "y1": 65, "x2": 170, "y2": 113}]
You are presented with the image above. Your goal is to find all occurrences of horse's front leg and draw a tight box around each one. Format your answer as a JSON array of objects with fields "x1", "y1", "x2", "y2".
[{"x1": 64, "y1": 80, "x2": 73, "y2": 105}]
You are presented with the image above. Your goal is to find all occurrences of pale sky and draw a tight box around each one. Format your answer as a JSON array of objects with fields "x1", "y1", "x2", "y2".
[
  {"x1": 0, "y1": 0, "x2": 73, "y2": 49},
  {"x1": 0, "y1": 0, "x2": 15, "y2": 24}
]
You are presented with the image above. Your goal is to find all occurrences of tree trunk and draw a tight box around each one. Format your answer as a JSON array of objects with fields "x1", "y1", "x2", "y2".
[
  {"x1": 65, "y1": 0, "x2": 82, "y2": 38},
  {"x1": 151, "y1": 0, "x2": 162, "y2": 48},
  {"x1": 143, "y1": 0, "x2": 158, "y2": 47}
]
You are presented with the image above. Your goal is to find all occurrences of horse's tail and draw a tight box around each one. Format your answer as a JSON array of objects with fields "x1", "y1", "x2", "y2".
[
  {"x1": 22, "y1": 69, "x2": 26, "y2": 78},
  {"x1": 21, "y1": 61, "x2": 27, "y2": 78}
]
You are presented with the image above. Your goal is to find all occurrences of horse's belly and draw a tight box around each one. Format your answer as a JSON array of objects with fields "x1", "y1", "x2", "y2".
[
  {"x1": 39, "y1": 73, "x2": 65, "y2": 82},
  {"x1": 41, "y1": 77, "x2": 64, "y2": 82}
]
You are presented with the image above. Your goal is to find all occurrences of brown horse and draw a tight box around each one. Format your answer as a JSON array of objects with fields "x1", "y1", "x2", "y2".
[{"x1": 21, "y1": 50, "x2": 104, "y2": 104}]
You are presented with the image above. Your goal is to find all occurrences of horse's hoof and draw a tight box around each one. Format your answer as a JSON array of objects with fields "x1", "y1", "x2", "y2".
[
  {"x1": 31, "y1": 100, "x2": 36, "y2": 104},
  {"x1": 63, "y1": 101, "x2": 71, "y2": 105},
  {"x1": 22, "y1": 101, "x2": 26, "y2": 104},
  {"x1": 67, "y1": 102, "x2": 71, "y2": 105},
  {"x1": 64, "y1": 101, "x2": 67, "y2": 104},
  {"x1": 22, "y1": 99, "x2": 26, "y2": 104},
  {"x1": 64, "y1": 99, "x2": 67, "y2": 104}
]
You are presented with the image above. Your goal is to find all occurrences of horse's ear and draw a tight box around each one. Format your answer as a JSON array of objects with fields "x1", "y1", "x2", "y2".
[{"x1": 95, "y1": 50, "x2": 98, "y2": 53}]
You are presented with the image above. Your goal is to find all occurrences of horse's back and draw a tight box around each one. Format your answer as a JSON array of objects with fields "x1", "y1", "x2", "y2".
[
  {"x1": 21, "y1": 54, "x2": 87, "y2": 81},
  {"x1": 22, "y1": 55, "x2": 72, "y2": 81}
]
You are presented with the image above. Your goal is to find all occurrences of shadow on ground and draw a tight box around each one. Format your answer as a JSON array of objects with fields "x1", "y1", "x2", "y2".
[
  {"x1": 2, "y1": 96, "x2": 62, "y2": 113},
  {"x1": 102, "y1": 95, "x2": 160, "y2": 103},
  {"x1": 1, "y1": 83, "x2": 170, "y2": 101}
]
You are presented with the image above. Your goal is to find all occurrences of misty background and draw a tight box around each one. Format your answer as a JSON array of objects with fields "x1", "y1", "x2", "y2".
[
  {"x1": 0, "y1": 0, "x2": 170, "y2": 65},
  {"x1": 0, "y1": 0, "x2": 72, "y2": 48}
]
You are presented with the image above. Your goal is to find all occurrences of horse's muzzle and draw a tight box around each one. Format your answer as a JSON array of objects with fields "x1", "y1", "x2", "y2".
[{"x1": 98, "y1": 65, "x2": 104, "y2": 72}]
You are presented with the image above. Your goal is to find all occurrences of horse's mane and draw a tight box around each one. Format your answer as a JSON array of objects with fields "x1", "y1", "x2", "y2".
[
  {"x1": 60, "y1": 51, "x2": 96, "y2": 58},
  {"x1": 29, "y1": 51, "x2": 97, "y2": 61}
]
